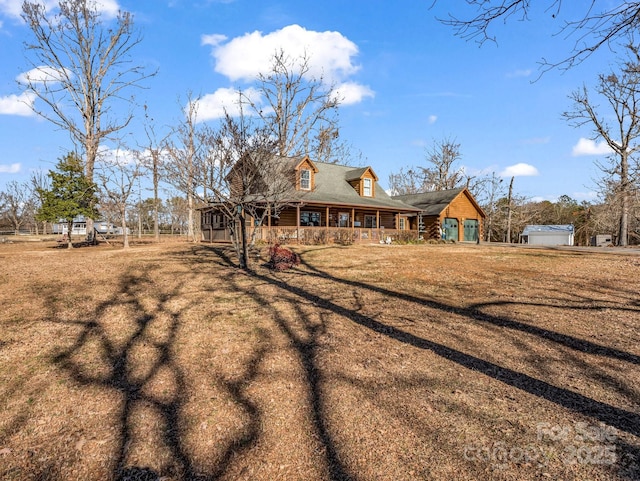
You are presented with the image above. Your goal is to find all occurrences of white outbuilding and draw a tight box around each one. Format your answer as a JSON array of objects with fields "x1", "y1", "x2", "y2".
[{"x1": 520, "y1": 225, "x2": 575, "y2": 246}]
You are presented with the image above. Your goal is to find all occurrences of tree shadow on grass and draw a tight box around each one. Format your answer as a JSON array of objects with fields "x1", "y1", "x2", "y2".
[
  {"x1": 229, "y1": 275, "x2": 354, "y2": 481},
  {"x1": 24, "y1": 243, "x2": 637, "y2": 480},
  {"x1": 252, "y1": 257, "x2": 640, "y2": 438},
  {"x1": 197, "y1": 244, "x2": 640, "y2": 478},
  {"x1": 299, "y1": 252, "x2": 640, "y2": 365},
  {"x1": 47, "y1": 265, "x2": 195, "y2": 480},
  {"x1": 39, "y1": 260, "x2": 267, "y2": 480}
]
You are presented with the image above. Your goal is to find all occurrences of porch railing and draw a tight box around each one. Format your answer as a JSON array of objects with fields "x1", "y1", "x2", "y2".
[{"x1": 252, "y1": 226, "x2": 419, "y2": 245}]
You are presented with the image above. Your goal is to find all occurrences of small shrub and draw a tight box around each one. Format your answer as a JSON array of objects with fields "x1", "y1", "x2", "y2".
[
  {"x1": 334, "y1": 230, "x2": 354, "y2": 246},
  {"x1": 267, "y1": 243, "x2": 300, "y2": 271}
]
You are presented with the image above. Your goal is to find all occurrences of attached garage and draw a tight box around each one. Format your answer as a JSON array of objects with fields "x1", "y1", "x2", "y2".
[{"x1": 392, "y1": 188, "x2": 486, "y2": 242}]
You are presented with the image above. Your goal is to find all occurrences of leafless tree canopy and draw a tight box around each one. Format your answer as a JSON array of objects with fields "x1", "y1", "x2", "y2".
[
  {"x1": 96, "y1": 150, "x2": 144, "y2": 249},
  {"x1": 563, "y1": 42, "x2": 640, "y2": 245},
  {"x1": 163, "y1": 96, "x2": 205, "y2": 242},
  {"x1": 388, "y1": 137, "x2": 466, "y2": 195},
  {"x1": 439, "y1": 1, "x2": 640, "y2": 70},
  {"x1": 199, "y1": 110, "x2": 295, "y2": 268},
  {"x1": 0, "y1": 180, "x2": 35, "y2": 233},
  {"x1": 21, "y1": 0, "x2": 155, "y2": 182},
  {"x1": 243, "y1": 50, "x2": 344, "y2": 162}
]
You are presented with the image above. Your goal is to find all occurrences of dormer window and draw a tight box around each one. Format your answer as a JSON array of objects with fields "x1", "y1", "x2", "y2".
[
  {"x1": 363, "y1": 178, "x2": 372, "y2": 197},
  {"x1": 300, "y1": 169, "x2": 311, "y2": 190}
]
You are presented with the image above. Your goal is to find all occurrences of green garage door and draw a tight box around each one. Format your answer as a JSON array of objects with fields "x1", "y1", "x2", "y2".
[
  {"x1": 443, "y1": 218, "x2": 458, "y2": 241},
  {"x1": 464, "y1": 219, "x2": 479, "y2": 242}
]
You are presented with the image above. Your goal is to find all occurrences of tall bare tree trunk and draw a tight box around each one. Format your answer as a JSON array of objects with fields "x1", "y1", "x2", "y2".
[
  {"x1": 153, "y1": 160, "x2": 160, "y2": 242},
  {"x1": 619, "y1": 152, "x2": 629, "y2": 246},
  {"x1": 506, "y1": 176, "x2": 514, "y2": 243}
]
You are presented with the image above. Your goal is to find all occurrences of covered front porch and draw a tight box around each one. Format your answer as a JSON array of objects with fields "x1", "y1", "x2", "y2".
[{"x1": 201, "y1": 202, "x2": 421, "y2": 245}]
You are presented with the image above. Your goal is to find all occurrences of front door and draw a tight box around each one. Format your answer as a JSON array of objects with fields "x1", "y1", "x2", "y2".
[
  {"x1": 338, "y1": 212, "x2": 350, "y2": 227},
  {"x1": 443, "y1": 218, "x2": 458, "y2": 241},
  {"x1": 464, "y1": 219, "x2": 479, "y2": 242}
]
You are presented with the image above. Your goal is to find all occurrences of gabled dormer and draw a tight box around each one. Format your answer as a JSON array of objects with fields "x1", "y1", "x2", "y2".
[
  {"x1": 294, "y1": 156, "x2": 319, "y2": 191},
  {"x1": 345, "y1": 166, "x2": 378, "y2": 198}
]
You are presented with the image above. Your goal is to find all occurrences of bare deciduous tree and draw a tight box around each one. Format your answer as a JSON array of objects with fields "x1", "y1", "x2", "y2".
[
  {"x1": 505, "y1": 175, "x2": 514, "y2": 243},
  {"x1": 388, "y1": 167, "x2": 426, "y2": 196},
  {"x1": 21, "y1": 0, "x2": 155, "y2": 236},
  {"x1": 96, "y1": 149, "x2": 143, "y2": 249},
  {"x1": 422, "y1": 137, "x2": 465, "y2": 191},
  {"x1": 388, "y1": 137, "x2": 465, "y2": 194},
  {"x1": 30, "y1": 170, "x2": 51, "y2": 234},
  {"x1": 563, "y1": 43, "x2": 640, "y2": 246},
  {"x1": 199, "y1": 108, "x2": 295, "y2": 269},
  {"x1": 164, "y1": 95, "x2": 206, "y2": 242},
  {"x1": 1, "y1": 180, "x2": 34, "y2": 234},
  {"x1": 138, "y1": 105, "x2": 168, "y2": 242},
  {"x1": 473, "y1": 171, "x2": 505, "y2": 241},
  {"x1": 244, "y1": 50, "x2": 344, "y2": 162},
  {"x1": 439, "y1": 1, "x2": 640, "y2": 71}
]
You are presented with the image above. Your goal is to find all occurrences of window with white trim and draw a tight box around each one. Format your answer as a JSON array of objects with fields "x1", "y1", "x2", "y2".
[
  {"x1": 300, "y1": 169, "x2": 311, "y2": 190},
  {"x1": 363, "y1": 178, "x2": 372, "y2": 197},
  {"x1": 399, "y1": 218, "x2": 406, "y2": 230}
]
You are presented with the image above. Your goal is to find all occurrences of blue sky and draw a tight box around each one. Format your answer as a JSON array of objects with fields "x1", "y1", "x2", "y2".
[{"x1": 0, "y1": 0, "x2": 618, "y2": 202}]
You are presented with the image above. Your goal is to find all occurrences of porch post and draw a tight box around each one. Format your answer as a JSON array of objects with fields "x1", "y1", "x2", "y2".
[
  {"x1": 351, "y1": 208, "x2": 355, "y2": 239},
  {"x1": 266, "y1": 203, "x2": 271, "y2": 245},
  {"x1": 325, "y1": 206, "x2": 330, "y2": 241},
  {"x1": 376, "y1": 210, "x2": 380, "y2": 240},
  {"x1": 296, "y1": 204, "x2": 301, "y2": 245}
]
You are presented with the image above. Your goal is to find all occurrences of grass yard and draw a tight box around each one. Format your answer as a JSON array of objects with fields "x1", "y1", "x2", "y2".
[{"x1": 0, "y1": 239, "x2": 638, "y2": 480}]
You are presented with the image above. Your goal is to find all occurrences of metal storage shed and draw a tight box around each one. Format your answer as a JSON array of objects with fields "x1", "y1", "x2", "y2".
[{"x1": 520, "y1": 225, "x2": 575, "y2": 246}]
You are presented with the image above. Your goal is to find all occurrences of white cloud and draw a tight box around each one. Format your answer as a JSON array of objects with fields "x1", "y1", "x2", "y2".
[
  {"x1": 0, "y1": 0, "x2": 35, "y2": 17},
  {"x1": 507, "y1": 69, "x2": 532, "y2": 78},
  {"x1": 427, "y1": 115, "x2": 437, "y2": 125},
  {"x1": 0, "y1": 162, "x2": 21, "y2": 173},
  {"x1": 94, "y1": 0, "x2": 120, "y2": 18},
  {"x1": 571, "y1": 137, "x2": 613, "y2": 156},
  {"x1": 331, "y1": 82, "x2": 374, "y2": 105},
  {"x1": 201, "y1": 33, "x2": 227, "y2": 47},
  {"x1": 17, "y1": 66, "x2": 72, "y2": 85},
  {"x1": 0, "y1": 92, "x2": 35, "y2": 116},
  {"x1": 529, "y1": 196, "x2": 550, "y2": 203},
  {"x1": 97, "y1": 145, "x2": 138, "y2": 166},
  {"x1": 0, "y1": 0, "x2": 119, "y2": 19},
  {"x1": 206, "y1": 24, "x2": 361, "y2": 84},
  {"x1": 500, "y1": 163, "x2": 539, "y2": 177},
  {"x1": 199, "y1": 25, "x2": 372, "y2": 119},
  {"x1": 572, "y1": 191, "x2": 599, "y2": 201},
  {"x1": 191, "y1": 87, "x2": 263, "y2": 122}
]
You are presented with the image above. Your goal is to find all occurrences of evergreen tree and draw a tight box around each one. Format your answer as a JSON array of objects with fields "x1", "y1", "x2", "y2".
[{"x1": 37, "y1": 153, "x2": 99, "y2": 248}]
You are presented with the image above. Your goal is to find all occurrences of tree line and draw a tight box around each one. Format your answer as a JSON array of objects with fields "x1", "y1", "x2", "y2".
[{"x1": 0, "y1": 170, "x2": 193, "y2": 240}]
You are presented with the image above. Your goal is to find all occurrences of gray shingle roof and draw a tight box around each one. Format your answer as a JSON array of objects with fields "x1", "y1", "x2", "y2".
[
  {"x1": 522, "y1": 224, "x2": 574, "y2": 235},
  {"x1": 392, "y1": 188, "x2": 466, "y2": 216},
  {"x1": 293, "y1": 161, "x2": 419, "y2": 212}
]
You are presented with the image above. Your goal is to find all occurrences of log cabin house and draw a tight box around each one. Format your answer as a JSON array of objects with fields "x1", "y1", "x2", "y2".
[
  {"x1": 392, "y1": 188, "x2": 486, "y2": 242},
  {"x1": 200, "y1": 156, "x2": 423, "y2": 245},
  {"x1": 200, "y1": 156, "x2": 486, "y2": 244}
]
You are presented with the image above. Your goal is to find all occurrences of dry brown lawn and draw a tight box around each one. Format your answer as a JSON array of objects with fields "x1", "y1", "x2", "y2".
[{"x1": 0, "y1": 239, "x2": 638, "y2": 480}]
